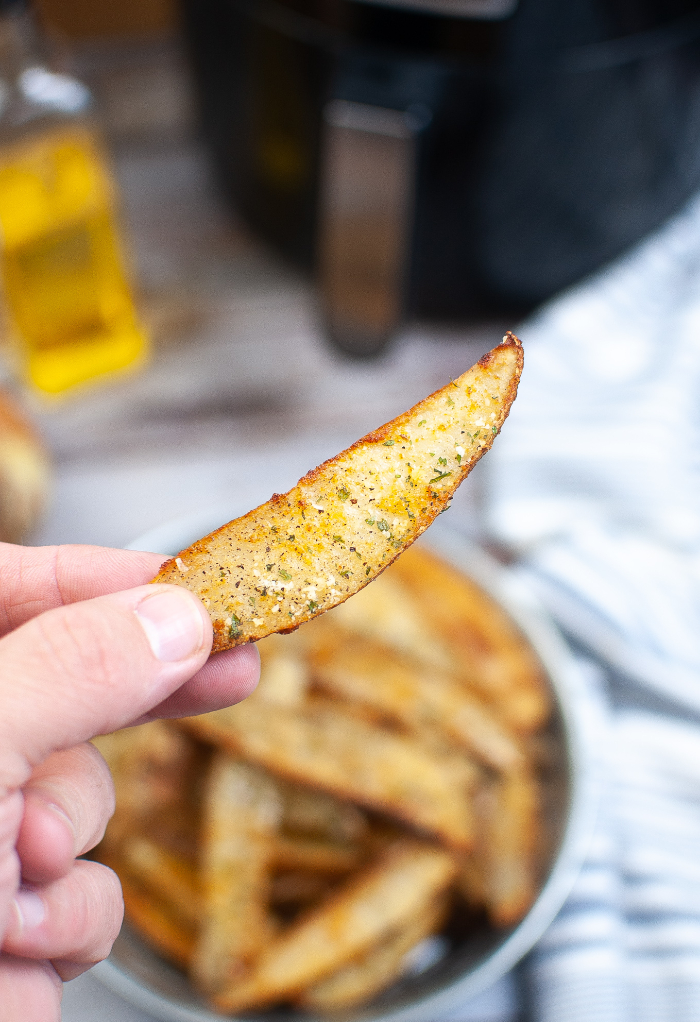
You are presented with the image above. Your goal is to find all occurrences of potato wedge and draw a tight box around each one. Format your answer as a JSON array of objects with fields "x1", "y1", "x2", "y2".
[
  {"x1": 92, "y1": 721, "x2": 199, "y2": 849},
  {"x1": 461, "y1": 769, "x2": 540, "y2": 927},
  {"x1": 270, "y1": 834, "x2": 362, "y2": 874},
  {"x1": 299, "y1": 895, "x2": 450, "y2": 1011},
  {"x1": 307, "y1": 569, "x2": 459, "y2": 676},
  {"x1": 485, "y1": 769, "x2": 540, "y2": 927},
  {"x1": 182, "y1": 699, "x2": 476, "y2": 849},
  {"x1": 100, "y1": 842, "x2": 199, "y2": 953},
  {"x1": 152, "y1": 334, "x2": 522, "y2": 650},
  {"x1": 212, "y1": 840, "x2": 458, "y2": 1012},
  {"x1": 191, "y1": 755, "x2": 282, "y2": 995},
  {"x1": 392, "y1": 547, "x2": 550, "y2": 731},
  {"x1": 279, "y1": 783, "x2": 368, "y2": 845},
  {"x1": 309, "y1": 631, "x2": 525, "y2": 772},
  {"x1": 119, "y1": 869, "x2": 196, "y2": 971},
  {"x1": 120, "y1": 836, "x2": 201, "y2": 930}
]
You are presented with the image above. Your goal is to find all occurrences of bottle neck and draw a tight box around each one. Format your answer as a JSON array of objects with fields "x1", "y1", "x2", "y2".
[
  {"x1": 0, "y1": 3, "x2": 92, "y2": 139},
  {"x1": 0, "y1": 3, "x2": 41, "y2": 82}
]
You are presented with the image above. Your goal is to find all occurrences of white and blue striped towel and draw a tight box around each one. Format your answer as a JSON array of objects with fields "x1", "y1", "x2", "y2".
[{"x1": 465, "y1": 190, "x2": 700, "y2": 1022}]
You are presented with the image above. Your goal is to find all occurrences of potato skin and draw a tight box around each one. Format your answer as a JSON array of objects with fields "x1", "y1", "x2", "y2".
[{"x1": 153, "y1": 334, "x2": 523, "y2": 650}]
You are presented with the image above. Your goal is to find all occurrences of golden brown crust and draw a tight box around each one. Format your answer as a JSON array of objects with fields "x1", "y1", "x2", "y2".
[
  {"x1": 212, "y1": 840, "x2": 458, "y2": 1012},
  {"x1": 152, "y1": 334, "x2": 523, "y2": 651},
  {"x1": 181, "y1": 698, "x2": 476, "y2": 850},
  {"x1": 298, "y1": 894, "x2": 450, "y2": 1011},
  {"x1": 191, "y1": 756, "x2": 282, "y2": 994}
]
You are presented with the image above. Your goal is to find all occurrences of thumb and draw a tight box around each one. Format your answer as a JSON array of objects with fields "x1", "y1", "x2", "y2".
[{"x1": 0, "y1": 584, "x2": 213, "y2": 794}]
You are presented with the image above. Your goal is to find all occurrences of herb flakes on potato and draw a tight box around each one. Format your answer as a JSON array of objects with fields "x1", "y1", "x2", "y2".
[{"x1": 152, "y1": 333, "x2": 523, "y2": 650}]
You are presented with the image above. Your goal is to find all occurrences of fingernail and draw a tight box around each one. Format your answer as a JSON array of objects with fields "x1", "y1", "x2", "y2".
[
  {"x1": 13, "y1": 887, "x2": 45, "y2": 931},
  {"x1": 135, "y1": 589, "x2": 205, "y2": 662},
  {"x1": 43, "y1": 798, "x2": 76, "y2": 839}
]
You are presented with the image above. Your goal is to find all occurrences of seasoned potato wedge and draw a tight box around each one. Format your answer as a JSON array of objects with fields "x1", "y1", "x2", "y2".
[
  {"x1": 119, "y1": 836, "x2": 201, "y2": 930},
  {"x1": 269, "y1": 834, "x2": 362, "y2": 874},
  {"x1": 120, "y1": 873, "x2": 196, "y2": 971},
  {"x1": 182, "y1": 698, "x2": 477, "y2": 850},
  {"x1": 391, "y1": 547, "x2": 550, "y2": 731},
  {"x1": 299, "y1": 895, "x2": 450, "y2": 1011},
  {"x1": 308, "y1": 631, "x2": 525, "y2": 772},
  {"x1": 277, "y1": 780, "x2": 368, "y2": 845},
  {"x1": 482, "y1": 769, "x2": 540, "y2": 927},
  {"x1": 152, "y1": 334, "x2": 522, "y2": 650},
  {"x1": 212, "y1": 840, "x2": 458, "y2": 1012},
  {"x1": 91, "y1": 721, "x2": 200, "y2": 849},
  {"x1": 192, "y1": 756, "x2": 282, "y2": 995},
  {"x1": 459, "y1": 768, "x2": 540, "y2": 927}
]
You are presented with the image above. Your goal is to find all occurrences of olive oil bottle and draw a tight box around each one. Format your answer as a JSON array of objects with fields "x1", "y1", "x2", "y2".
[{"x1": 0, "y1": 0, "x2": 147, "y2": 395}]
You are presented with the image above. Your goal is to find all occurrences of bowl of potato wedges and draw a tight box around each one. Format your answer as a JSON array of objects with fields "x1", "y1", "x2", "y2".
[{"x1": 90, "y1": 502, "x2": 596, "y2": 1022}]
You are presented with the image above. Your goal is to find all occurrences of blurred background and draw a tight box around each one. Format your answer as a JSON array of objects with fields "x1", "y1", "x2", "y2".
[
  {"x1": 4, "y1": 0, "x2": 700, "y2": 554},
  {"x1": 3, "y1": 4, "x2": 700, "y2": 1022}
]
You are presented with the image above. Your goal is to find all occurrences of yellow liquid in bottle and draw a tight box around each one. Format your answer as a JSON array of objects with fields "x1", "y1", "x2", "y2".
[{"x1": 0, "y1": 126, "x2": 147, "y2": 394}]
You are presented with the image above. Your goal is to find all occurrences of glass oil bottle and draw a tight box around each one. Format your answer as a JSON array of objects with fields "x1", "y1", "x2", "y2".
[{"x1": 0, "y1": 0, "x2": 147, "y2": 395}]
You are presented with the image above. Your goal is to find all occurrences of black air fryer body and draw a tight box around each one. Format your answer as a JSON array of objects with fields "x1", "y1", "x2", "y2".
[{"x1": 180, "y1": 0, "x2": 700, "y2": 324}]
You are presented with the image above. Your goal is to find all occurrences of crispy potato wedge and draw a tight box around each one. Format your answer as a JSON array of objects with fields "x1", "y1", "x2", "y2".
[
  {"x1": 392, "y1": 547, "x2": 550, "y2": 732},
  {"x1": 299, "y1": 895, "x2": 450, "y2": 1011},
  {"x1": 119, "y1": 871, "x2": 196, "y2": 971},
  {"x1": 152, "y1": 334, "x2": 522, "y2": 650},
  {"x1": 92, "y1": 721, "x2": 199, "y2": 849},
  {"x1": 486, "y1": 769, "x2": 540, "y2": 927},
  {"x1": 120, "y1": 836, "x2": 201, "y2": 930},
  {"x1": 270, "y1": 834, "x2": 362, "y2": 874},
  {"x1": 461, "y1": 769, "x2": 540, "y2": 927},
  {"x1": 191, "y1": 755, "x2": 282, "y2": 995},
  {"x1": 309, "y1": 631, "x2": 525, "y2": 772},
  {"x1": 213, "y1": 840, "x2": 458, "y2": 1012},
  {"x1": 182, "y1": 699, "x2": 476, "y2": 850},
  {"x1": 279, "y1": 783, "x2": 368, "y2": 845},
  {"x1": 309, "y1": 569, "x2": 459, "y2": 676}
]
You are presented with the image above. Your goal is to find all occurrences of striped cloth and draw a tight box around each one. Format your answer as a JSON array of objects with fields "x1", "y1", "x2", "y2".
[{"x1": 469, "y1": 191, "x2": 700, "y2": 1022}]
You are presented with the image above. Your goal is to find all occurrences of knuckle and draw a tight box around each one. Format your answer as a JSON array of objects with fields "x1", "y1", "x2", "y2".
[
  {"x1": 33, "y1": 605, "x2": 129, "y2": 697},
  {"x1": 28, "y1": 743, "x2": 116, "y2": 858},
  {"x1": 79, "y1": 744, "x2": 117, "y2": 847},
  {"x1": 78, "y1": 861, "x2": 124, "y2": 963},
  {"x1": 0, "y1": 789, "x2": 23, "y2": 891},
  {"x1": 33, "y1": 861, "x2": 124, "y2": 966}
]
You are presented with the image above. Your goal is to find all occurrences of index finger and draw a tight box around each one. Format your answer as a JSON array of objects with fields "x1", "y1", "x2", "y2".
[{"x1": 0, "y1": 544, "x2": 166, "y2": 637}]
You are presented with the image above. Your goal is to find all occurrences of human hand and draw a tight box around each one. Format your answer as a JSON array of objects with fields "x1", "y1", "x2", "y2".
[{"x1": 0, "y1": 542, "x2": 260, "y2": 1021}]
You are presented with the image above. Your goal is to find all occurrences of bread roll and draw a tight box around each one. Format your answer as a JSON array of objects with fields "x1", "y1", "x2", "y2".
[{"x1": 0, "y1": 390, "x2": 50, "y2": 543}]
